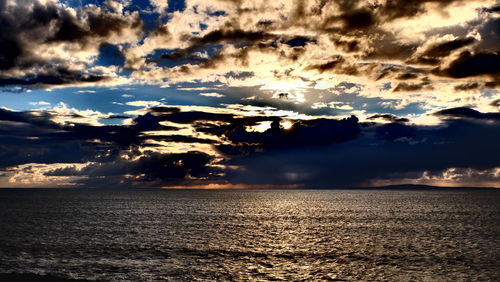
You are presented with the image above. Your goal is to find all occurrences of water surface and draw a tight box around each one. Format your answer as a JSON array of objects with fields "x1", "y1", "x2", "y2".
[{"x1": 0, "y1": 189, "x2": 499, "y2": 281}]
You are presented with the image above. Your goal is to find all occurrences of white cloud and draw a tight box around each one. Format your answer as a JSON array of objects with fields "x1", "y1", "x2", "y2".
[
  {"x1": 125, "y1": 100, "x2": 163, "y2": 107},
  {"x1": 199, "y1": 92, "x2": 225, "y2": 98},
  {"x1": 29, "y1": 101, "x2": 51, "y2": 106},
  {"x1": 150, "y1": 0, "x2": 168, "y2": 14},
  {"x1": 0, "y1": 163, "x2": 91, "y2": 188},
  {"x1": 50, "y1": 102, "x2": 114, "y2": 126}
]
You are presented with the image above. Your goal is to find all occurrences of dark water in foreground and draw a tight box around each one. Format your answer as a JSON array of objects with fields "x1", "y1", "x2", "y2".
[{"x1": 0, "y1": 189, "x2": 499, "y2": 281}]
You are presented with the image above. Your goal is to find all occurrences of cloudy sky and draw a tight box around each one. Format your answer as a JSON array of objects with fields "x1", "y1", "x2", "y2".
[{"x1": 0, "y1": 0, "x2": 498, "y2": 188}]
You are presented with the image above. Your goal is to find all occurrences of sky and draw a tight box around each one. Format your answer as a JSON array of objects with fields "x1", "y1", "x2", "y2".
[{"x1": 0, "y1": 0, "x2": 498, "y2": 188}]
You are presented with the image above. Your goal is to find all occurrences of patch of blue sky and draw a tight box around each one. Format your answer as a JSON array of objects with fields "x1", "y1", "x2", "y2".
[
  {"x1": 333, "y1": 91, "x2": 426, "y2": 116},
  {"x1": 167, "y1": 0, "x2": 186, "y2": 13},
  {"x1": 95, "y1": 44, "x2": 125, "y2": 67},
  {"x1": 480, "y1": 88, "x2": 499, "y2": 99},
  {"x1": 0, "y1": 82, "x2": 229, "y2": 112},
  {"x1": 125, "y1": 1, "x2": 163, "y2": 29},
  {"x1": 135, "y1": 12, "x2": 161, "y2": 31},
  {"x1": 206, "y1": 10, "x2": 226, "y2": 17},
  {"x1": 0, "y1": 80, "x2": 428, "y2": 123},
  {"x1": 198, "y1": 23, "x2": 208, "y2": 32},
  {"x1": 146, "y1": 49, "x2": 174, "y2": 59},
  {"x1": 59, "y1": 0, "x2": 101, "y2": 8},
  {"x1": 58, "y1": 0, "x2": 157, "y2": 32},
  {"x1": 0, "y1": 90, "x2": 51, "y2": 111},
  {"x1": 130, "y1": 0, "x2": 155, "y2": 9},
  {"x1": 61, "y1": 0, "x2": 149, "y2": 10}
]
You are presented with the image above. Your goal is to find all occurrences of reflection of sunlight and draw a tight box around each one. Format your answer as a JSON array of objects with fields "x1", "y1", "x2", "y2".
[{"x1": 280, "y1": 120, "x2": 294, "y2": 130}]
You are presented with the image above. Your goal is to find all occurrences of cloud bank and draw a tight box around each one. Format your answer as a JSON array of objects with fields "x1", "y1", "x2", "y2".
[{"x1": 0, "y1": 0, "x2": 498, "y2": 188}]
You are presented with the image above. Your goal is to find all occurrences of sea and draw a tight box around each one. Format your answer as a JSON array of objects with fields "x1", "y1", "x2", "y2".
[{"x1": 0, "y1": 189, "x2": 498, "y2": 281}]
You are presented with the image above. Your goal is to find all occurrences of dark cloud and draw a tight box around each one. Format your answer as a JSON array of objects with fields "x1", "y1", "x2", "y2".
[
  {"x1": 0, "y1": 0, "x2": 142, "y2": 87},
  {"x1": 284, "y1": 36, "x2": 316, "y2": 47},
  {"x1": 434, "y1": 107, "x2": 500, "y2": 120},
  {"x1": 490, "y1": 99, "x2": 500, "y2": 108},
  {"x1": 408, "y1": 37, "x2": 476, "y2": 66},
  {"x1": 484, "y1": 80, "x2": 499, "y2": 89},
  {"x1": 306, "y1": 55, "x2": 358, "y2": 75},
  {"x1": 150, "y1": 106, "x2": 181, "y2": 113},
  {"x1": 1, "y1": 105, "x2": 499, "y2": 188},
  {"x1": 227, "y1": 117, "x2": 500, "y2": 188},
  {"x1": 433, "y1": 51, "x2": 500, "y2": 78},
  {"x1": 424, "y1": 38, "x2": 475, "y2": 58},
  {"x1": 367, "y1": 114, "x2": 409, "y2": 123},
  {"x1": 375, "y1": 123, "x2": 416, "y2": 141},
  {"x1": 194, "y1": 29, "x2": 271, "y2": 45},
  {"x1": 160, "y1": 29, "x2": 273, "y2": 61},
  {"x1": 396, "y1": 73, "x2": 419, "y2": 80},
  {"x1": 0, "y1": 68, "x2": 108, "y2": 87},
  {"x1": 0, "y1": 109, "x2": 110, "y2": 169},
  {"x1": 375, "y1": 67, "x2": 423, "y2": 81},
  {"x1": 0, "y1": 106, "x2": 359, "y2": 187},
  {"x1": 0, "y1": 0, "x2": 499, "y2": 188},
  {"x1": 475, "y1": 17, "x2": 499, "y2": 52},
  {"x1": 330, "y1": 37, "x2": 360, "y2": 52},
  {"x1": 223, "y1": 116, "x2": 361, "y2": 149},
  {"x1": 454, "y1": 82, "x2": 480, "y2": 91},
  {"x1": 454, "y1": 80, "x2": 499, "y2": 91},
  {"x1": 158, "y1": 31, "x2": 315, "y2": 69},
  {"x1": 156, "y1": 29, "x2": 286, "y2": 70},
  {"x1": 150, "y1": 107, "x2": 287, "y2": 139},
  {"x1": 364, "y1": 32, "x2": 418, "y2": 60},
  {"x1": 46, "y1": 151, "x2": 217, "y2": 187},
  {"x1": 154, "y1": 110, "x2": 235, "y2": 124},
  {"x1": 308, "y1": 56, "x2": 345, "y2": 72},
  {"x1": 393, "y1": 81, "x2": 432, "y2": 92},
  {"x1": 340, "y1": 9, "x2": 376, "y2": 30},
  {"x1": 49, "y1": 3, "x2": 142, "y2": 43},
  {"x1": 133, "y1": 0, "x2": 498, "y2": 91},
  {"x1": 103, "y1": 115, "x2": 132, "y2": 120},
  {"x1": 307, "y1": 0, "x2": 463, "y2": 32},
  {"x1": 128, "y1": 106, "x2": 361, "y2": 151},
  {"x1": 0, "y1": 107, "x2": 213, "y2": 185},
  {"x1": 379, "y1": 0, "x2": 459, "y2": 20},
  {"x1": 483, "y1": 5, "x2": 500, "y2": 13}
]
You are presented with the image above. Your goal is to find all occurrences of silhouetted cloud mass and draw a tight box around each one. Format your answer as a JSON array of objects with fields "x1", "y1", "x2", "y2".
[{"x1": 0, "y1": 0, "x2": 498, "y2": 187}]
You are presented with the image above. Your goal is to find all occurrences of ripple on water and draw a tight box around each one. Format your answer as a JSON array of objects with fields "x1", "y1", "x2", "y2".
[{"x1": 0, "y1": 189, "x2": 499, "y2": 281}]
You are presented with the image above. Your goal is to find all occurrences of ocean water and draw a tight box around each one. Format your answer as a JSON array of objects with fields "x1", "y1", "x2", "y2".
[{"x1": 0, "y1": 189, "x2": 498, "y2": 281}]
